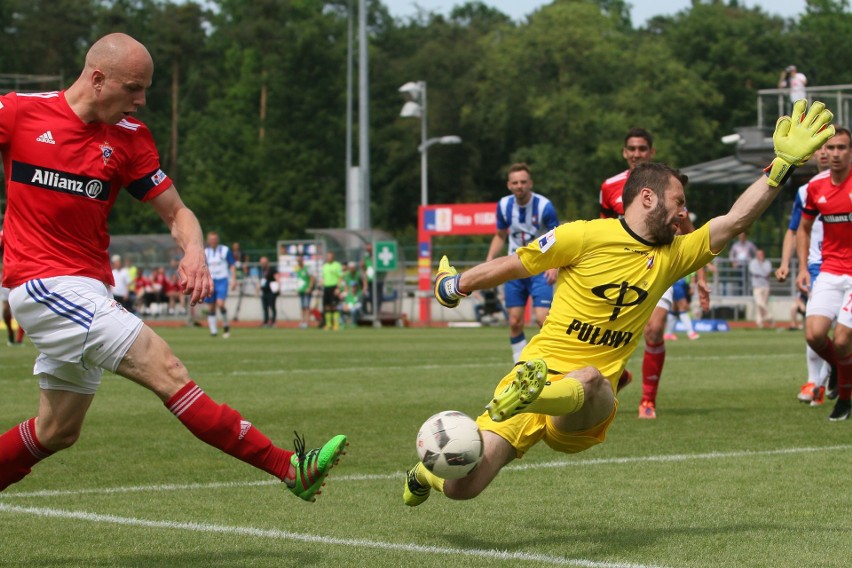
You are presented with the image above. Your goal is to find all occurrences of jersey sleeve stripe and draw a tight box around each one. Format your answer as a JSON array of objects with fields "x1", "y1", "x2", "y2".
[{"x1": 126, "y1": 168, "x2": 172, "y2": 201}]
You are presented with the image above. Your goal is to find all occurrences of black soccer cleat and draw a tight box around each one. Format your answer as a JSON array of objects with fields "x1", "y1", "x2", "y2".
[
  {"x1": 828, "y1": 399, "x2": 851, "y2": 422},
  {"x1": 827, "y1": 366, "x2": 838, "y2": 400}
]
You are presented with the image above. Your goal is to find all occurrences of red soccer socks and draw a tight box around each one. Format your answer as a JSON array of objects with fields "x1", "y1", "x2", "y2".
[
  {"x1": 0, "y1": 418, "x2": 53, "y2": 491},
  {"x1": 166, "y1": 381, "x2": 293, "y2": 480}
]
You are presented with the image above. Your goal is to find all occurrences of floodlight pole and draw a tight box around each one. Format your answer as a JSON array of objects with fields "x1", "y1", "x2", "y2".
[{"x1": 418, "y1": 83, "x2": 428, "y2": 206}]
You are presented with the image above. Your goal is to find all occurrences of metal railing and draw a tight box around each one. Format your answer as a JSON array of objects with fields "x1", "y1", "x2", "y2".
[{"x1": 757, "y1": 84, "x2": 852, "y2": 129}]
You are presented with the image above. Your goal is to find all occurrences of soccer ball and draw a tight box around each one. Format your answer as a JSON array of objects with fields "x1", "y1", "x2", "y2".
[{"x1": 416, "y1": 410, "x2": 484, "y2": 480}]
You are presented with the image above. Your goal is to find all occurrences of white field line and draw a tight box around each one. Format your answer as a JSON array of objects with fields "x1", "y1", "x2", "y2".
[
  {"x1": 0, "y1": 502, "x2": 665, "y2": 568},
  {"x1": 0, "y1": 352, "x2": 802, "y2": 382},
  {"x1": 2, "y1": 444, "x2": 849, "y2": 500}
]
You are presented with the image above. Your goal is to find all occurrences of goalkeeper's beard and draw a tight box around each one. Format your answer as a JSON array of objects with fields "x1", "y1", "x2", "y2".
[{"x1": 646, "y1": 200, "x2": 676, "y2": 245}]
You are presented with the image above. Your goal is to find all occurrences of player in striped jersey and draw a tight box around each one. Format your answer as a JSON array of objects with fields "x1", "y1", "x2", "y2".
[
  {"x1": 486, "y1": 163, "x2": 560, "y2": 362},
  {"x1": 203, "y1": 231, "x2": 236, "y2": 338}
]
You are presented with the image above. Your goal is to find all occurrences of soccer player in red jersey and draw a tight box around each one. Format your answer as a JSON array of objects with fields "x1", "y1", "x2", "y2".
[
  {"x1": 0, "y1": 33, "x2": 346, "y2": 499},
  {"x1": 599, "y1": 129, "x2": 709, "y2": 418},
  {"x1": 796, "y1": 127, "x2": 852, "y2": 421}
]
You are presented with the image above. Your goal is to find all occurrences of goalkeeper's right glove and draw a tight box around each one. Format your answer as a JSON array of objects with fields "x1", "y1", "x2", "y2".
[
  {"x1": 433, "y1": 255, "x2": 468, "y2": 309},
  {"x1": 765, "y1": 99, "x2": 835, "y2": 187}
]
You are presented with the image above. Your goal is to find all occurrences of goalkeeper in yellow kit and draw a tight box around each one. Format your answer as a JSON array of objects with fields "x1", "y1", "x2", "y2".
[{"x1": 404, "y1": 100, "x2": 835, "y2": 506}]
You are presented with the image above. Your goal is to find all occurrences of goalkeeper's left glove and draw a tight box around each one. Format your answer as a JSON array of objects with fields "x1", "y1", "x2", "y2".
[
  {"x1": 765, "y1": 99, "x2": 835, "y2": 187},
  {"x1": 433, "y1": 255, "x2": 468, "y2": 309}
]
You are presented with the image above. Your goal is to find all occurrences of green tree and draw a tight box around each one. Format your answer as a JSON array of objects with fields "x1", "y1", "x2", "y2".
[
  {"x1": 791, "y1": 0, "x2": 852, "y2": 86},
  {"x1": 648, "y1": 1, "x2": 793, "y2": 135},
  {"x1": 0, "y1": 0, "x2": 96, "y2": 79},
  {"x1": 369, "y1": 2, "x2": 514, "y2": 230}
]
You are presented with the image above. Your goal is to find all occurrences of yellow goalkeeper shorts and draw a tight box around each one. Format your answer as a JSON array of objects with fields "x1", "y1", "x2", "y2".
[{"x1": 475, "y1": 368, "x2": 619, "y2": 458}]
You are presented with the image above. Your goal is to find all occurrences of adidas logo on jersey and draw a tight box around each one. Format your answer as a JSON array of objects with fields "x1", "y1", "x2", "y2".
[
  {"x1": 36, "y1": 131, "x2": 56, "y2": 144},
  {"x1": 817, "y1": 196, "x2": 828, "y2": 204}
]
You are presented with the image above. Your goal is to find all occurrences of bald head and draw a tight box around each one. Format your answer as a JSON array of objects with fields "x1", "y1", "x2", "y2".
[
  {"x1": 67, "y1": 33, "x2": 153, "y2": 124},
  {"x1": 85, "y1": 33, "x2": 152, "y2": 78}
]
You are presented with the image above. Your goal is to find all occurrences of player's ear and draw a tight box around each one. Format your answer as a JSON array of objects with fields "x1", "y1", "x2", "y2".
[{"x1": 91, "y1": 69, "x2": 106, "y2": 92}]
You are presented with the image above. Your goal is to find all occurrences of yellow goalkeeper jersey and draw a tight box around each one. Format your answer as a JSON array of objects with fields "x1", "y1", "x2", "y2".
[{"x1": 517, "y1": 218, "x2": 716, "y2": 387}]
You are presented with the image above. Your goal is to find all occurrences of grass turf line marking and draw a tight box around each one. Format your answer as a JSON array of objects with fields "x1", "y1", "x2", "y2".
[
  {"x1": 2, "y1": 444, "x2": 849, "y2": 500},
  {"x1": 0, "y1": 502, "x2": 666, "y2": 568}
]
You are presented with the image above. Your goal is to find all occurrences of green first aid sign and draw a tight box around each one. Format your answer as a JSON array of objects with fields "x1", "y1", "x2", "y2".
[{"x1": 375, "y1": 241, "x2": 398, "y2": 272}]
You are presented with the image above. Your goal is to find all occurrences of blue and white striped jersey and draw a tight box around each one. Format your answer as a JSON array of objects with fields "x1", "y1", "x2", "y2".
[
  {"x1": 205, "y1": 245, "x2": 235, "y2": 280},
  {"x1": 789, "y1": 179, "x2": 824, "y2": 267},
  {"x1": 495, "y1": 193, "x2": 560, "y2": 254}
]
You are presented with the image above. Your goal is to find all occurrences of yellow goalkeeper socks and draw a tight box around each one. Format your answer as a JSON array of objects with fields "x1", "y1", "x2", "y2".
[
  {"x1": 523, "y1": 375, "x2": 585, "y2": 416},
  {"x1": 416, "y1": 463, "x2": 445, "y2": 493}
]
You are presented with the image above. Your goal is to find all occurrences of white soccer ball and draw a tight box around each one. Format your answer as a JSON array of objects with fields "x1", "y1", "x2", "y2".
[{"x1": 416, "y1": 410, "x2": 484, "y2": 480}]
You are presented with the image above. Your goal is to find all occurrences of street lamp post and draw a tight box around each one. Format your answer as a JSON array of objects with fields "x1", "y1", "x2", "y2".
[
  {"x1": 399, "y1": 81, "x2": 463, "y2": 324},
  {"x1": 399, "y1": 81, "x2": 462, "y2": 206}
]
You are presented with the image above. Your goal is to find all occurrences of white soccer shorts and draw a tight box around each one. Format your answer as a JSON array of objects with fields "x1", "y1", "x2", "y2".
[
  {"x1": 9, "y1": 276, "x2": 144, "y2": 394},
  {"x1": 656, "y1": 286, "x2": 674, "y2": 312},
  {"x1": 806, "y1": 272, "x2": 852, "y2": 328}
]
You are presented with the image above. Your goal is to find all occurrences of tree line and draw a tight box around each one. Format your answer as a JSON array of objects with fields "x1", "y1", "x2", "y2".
[{"x1": 2, "y1": 0, "x2": 851, "y2": 253}]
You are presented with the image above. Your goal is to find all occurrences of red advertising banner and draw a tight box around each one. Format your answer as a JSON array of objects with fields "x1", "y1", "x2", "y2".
[{"x1": 418, "y1": 203, "x2": 497, "y2": 322}]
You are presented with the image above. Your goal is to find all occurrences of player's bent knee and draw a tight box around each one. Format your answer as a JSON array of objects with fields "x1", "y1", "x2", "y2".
[
  {"x1": 117, "y1": 328, "x2": 191, "y2": 400},
  {"x1": 804, "y1": 329, "x2": 828, "y2": 349},
  {"x1": 834, "y1": 326, "x2": 852, "y2": 354}
]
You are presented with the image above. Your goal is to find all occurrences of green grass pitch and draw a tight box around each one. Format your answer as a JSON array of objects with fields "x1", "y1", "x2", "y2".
[{"x1": 1, "y1": 326, "x2": 851, "y2": 567}]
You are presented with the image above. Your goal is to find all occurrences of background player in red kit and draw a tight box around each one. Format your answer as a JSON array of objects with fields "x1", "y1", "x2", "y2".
[
  {"x1": 796, "y1": 127, "x2": 852, "y2": 421},
  {"x1": 600, "y1": 128, "x2": 709, "y2": 418},
  {"x1": 0, "y1": 33, "x2": 346, "y2": 499}
]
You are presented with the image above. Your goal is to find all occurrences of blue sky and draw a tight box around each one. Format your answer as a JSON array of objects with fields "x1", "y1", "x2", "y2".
[{"x1": 381, "y1": 0, "x2": 807, "y2": 25}]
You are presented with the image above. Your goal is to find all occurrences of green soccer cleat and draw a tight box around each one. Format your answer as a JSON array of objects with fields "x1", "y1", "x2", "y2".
[
  {"x1": 288, "y1": 432, "x2": 348, "y2": 502},
  {"x1": 486, "y1": 359, "x2": 548, "y2": 422},
  {"x1": 403, "y1": 462, "x2": 431, "y2": 507}
]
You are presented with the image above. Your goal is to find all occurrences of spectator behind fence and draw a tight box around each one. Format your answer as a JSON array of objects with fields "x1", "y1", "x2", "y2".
[
  {"x1": 321, "y1": 251, "x2": 344, "y2": 331},
  {"x1": 779, "y1": 65, "x2": 807, "y2": 108},
  {"x1": 258, "y1": 256, "x2": 279, "y2": 328},
  {"x1": 727, "y1": 232, "x2": 757, "y2": 295},
  {"x1": 341, "y1": 261, "x2": 363, "y2": 328},
  {"x1": 729, "y1": 232, "x2": 757, "y2": 269},
  {"x1": 295, "y1": 256, "x2": 315, "y2": 329},
  {"x1": 748, "y1": 249, "x2": 773, "y2": 328}
]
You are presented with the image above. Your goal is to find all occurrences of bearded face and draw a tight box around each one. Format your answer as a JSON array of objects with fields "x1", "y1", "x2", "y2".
[{"x1": 646, "y1": 197, "x2": 676, "y2": 245}]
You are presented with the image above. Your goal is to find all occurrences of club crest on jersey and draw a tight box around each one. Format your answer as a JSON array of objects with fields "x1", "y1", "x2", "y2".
[
  {"x1": 646, "y1": 254, "x2": 655, "y2": 269},
  {"x1": 537, "y1": 229, "x2": 556, "y2": 253},
  {"x1": 100, "y1": 142, "x2": 114, "y2": 165}
]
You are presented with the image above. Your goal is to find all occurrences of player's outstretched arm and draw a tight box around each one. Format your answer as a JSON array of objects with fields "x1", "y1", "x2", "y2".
[
  {"x1": 150, "y1": 186, "x2": 213, "y2": 305},
  {"x1": 434, "y1": 255, "x2": 530, "y2": 308},
  {"x1": 708, "y1": 100, "x2": 834, "y2": 253}
]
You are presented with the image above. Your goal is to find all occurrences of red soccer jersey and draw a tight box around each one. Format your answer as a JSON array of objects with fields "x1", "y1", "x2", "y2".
[
  {"x1": 0, "y1": 91, "x2": 172, "y2": 288},
  {"x1": 599, "y1": 169, "x2": 629, "y2": 218},
  {"x1": 802, "y1": 168, "x2": 852, "y2": 276}
]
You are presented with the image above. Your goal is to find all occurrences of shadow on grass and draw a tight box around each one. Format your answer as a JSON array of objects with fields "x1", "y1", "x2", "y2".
[{"x1": 437, "y1": 521, "x2": 789, "y2": 559}]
